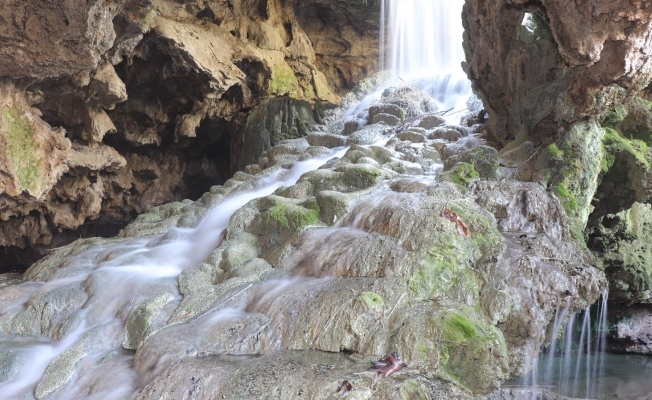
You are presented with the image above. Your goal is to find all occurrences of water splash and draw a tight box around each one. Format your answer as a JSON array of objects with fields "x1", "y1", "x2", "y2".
[{"x1": 379, "y1": 0, "x2": 473, "y2": 116}]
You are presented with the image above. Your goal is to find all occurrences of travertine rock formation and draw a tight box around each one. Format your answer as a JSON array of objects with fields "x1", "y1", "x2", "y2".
[
  {"x1": 0, "y1": 0, "x2": 379, "y2": 268},
  {"x1": 463, "y1": 0, "x2": 652, "y2": 145}
]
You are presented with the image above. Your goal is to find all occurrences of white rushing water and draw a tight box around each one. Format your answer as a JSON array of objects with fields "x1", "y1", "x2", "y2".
[
  {"x1": 0, "y1": 148, "x2": 348, "y2": 398},
  {"x1": 515, "y1": 290, "x2": 611, "y2": 399},
  {"x1": 380, "y1": 0, "x2": 472, "y2": 112}
]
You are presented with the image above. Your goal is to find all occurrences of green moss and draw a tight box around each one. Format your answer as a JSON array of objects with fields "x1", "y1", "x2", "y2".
[
  {"x1": 548, "y1": 143, "x2": 564, "y2": 161},
  {"x1": 268, "y1": 199, "x2": 320, "y2": 231},
  {"x1": 435, "y1": 310, "x2": 502, "y2": 390},
  {"x1": 268, "y1": 203, "x2": 289, "y2": 228},
  {"x1": 358, "y1": 292, "x2": 384, "y2": 309},
  {"x1": 410, "y1": 236, "x2": 476, "y2": 300},
  {"x1": 442, "y1": 314, "x2": 479, "y2": 342},
  {"x1": 142, "y1": 10, "x2": 156, "y2": 30},
  {"x1": 1, "y1": 106, "x2": 43, "y2": 194},
  {"x1": 340, "y1": 164, "x2": 382, "y2": 189},
  {"x1": 553, "y1": 183, "x2": 580, "y2": 216},
  {"x1": 600, "y1": 106, "x2": 628, "y2": 128},
  {"x1": 640, "y1": 99, "x2": 652, "y2": 110},
  {"x1": 447, "y1": 163, "x2": 479, "y2": 185},
  {"x1": 268, "y1": 63, "x2": 299, "y2": 97},
  {"x1": 603, "y1": 127, "x2": 651, "y2": 169}
]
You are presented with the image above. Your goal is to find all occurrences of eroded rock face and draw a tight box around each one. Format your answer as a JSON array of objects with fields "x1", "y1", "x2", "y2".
[
  {"x1": 463, "y1": 0, "x2": 652, "y2": 145},
  {"x1": 0, "y1": 80, "x2": 605, "y2": 398},
  {"x1": 0, "y1": 0, "x2": 380, "y2": 267}
]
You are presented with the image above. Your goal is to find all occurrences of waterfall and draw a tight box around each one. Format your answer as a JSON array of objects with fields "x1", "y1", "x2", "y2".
[
  {"x1": 514, "y1": 290, "x2": 610, "y2": 398},
  {"x1": 0, "y1": 147, "x2": 349, "y2": 399},
  {"x1": 379, "y1": 0, "x2": 473, "y2": 114},
  {"x1": 381, "y1": 0, "x2": 466, "y2": 78}
]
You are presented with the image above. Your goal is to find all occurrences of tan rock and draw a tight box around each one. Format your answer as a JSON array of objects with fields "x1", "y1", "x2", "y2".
[{"x1": 464, "y1": 0, "x2": 652, "y2": 145}]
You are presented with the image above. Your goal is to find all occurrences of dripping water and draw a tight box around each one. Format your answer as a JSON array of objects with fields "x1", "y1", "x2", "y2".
[{"x1": 515, "y1": 290, "x2": 611, "y2": 399}]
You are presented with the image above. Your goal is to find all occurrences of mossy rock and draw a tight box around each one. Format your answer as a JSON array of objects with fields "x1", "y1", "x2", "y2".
[
  {"x1": 541, "y1": 120, "x2": 605, "y2": 241},
  {"x1": 337, "y1": 163, "x2": 384, "y2": 190},
  {"x1": 393, "y1": 304, "x2": 509, "y2": 394},
  {"x1": 444, "y1": 146, "x2": 499, "y2": 180},
  {"x1": 1, "y1": 106, "x2": 43, "y2": 194},
  {"x1": 589, "y1": 202, "x2": 652, "y2": 304},
  {"x1": 268, "y1": 63, "x2": 299, "y2": 97},
  {"x1": 440, "y1": 163, "x2": 480, "y2": 185},
  {"x1": 410, "y1": 234, "x2": 478, "y2": 301},
  {"x1": 357, "y1": 292, "x2": 384, "y2": 309},
  {"x1": 259, "y1": 195, "x2": 322, "y2": 236}
]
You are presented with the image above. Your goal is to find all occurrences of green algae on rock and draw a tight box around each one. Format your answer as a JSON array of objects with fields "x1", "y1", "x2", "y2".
[{"x1": 1, "y1": 106, "x2": 43, "y2": 195}]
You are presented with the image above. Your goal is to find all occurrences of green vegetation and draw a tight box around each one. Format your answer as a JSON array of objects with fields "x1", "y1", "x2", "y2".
[
  {"x1": 448, "y1": 163, "x2": 479, "y2": 185},
  {"x1": 553, "y1": 183, "x2": 580, "y2": 216},
  {"x1": 268, "y1": 198, "x2": 320, "y2": 230},
  {"x1": 442, "y1": 313, "x2": 479, "y2": 342},
  {"x1": 142, "y1": 10, "x2": 156, "y2": 31},
  {"x1": 358, "y1": 292, "x2": 384, "y2": 309},
  {"x1": 602, "y1": 127, "x2": 651, "y2": 170},
  {"x1": 599, "y1": 106, "x2": 628, "y2": 128},
  {"x1": 268, "y1": 63, "x2": 299, "y2": 97},
  {"x1": 547, "y1": 143, "x2": 564, "y2": 161},
  {"x1": 1, "y1": 106, "x2": 42, "y2": 194}
]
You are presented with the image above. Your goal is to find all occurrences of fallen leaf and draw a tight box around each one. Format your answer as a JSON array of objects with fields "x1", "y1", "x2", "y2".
[
  {"x1": 370, "y1": 353, "x2": 407, "y2": 377},
  {"x1": 441, "y1": 209, "x2": 472, "y2": 237}
]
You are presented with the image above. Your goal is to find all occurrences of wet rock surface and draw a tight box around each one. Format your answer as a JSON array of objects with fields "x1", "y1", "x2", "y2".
[
  {"x1": 0, "y1": 0, "x2": 380, "y2": 270},
  {"x1": 0, "y1": 77, "x2": 606, "y2": 398}
]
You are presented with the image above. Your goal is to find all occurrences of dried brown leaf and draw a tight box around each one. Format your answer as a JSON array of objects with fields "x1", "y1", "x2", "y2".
[{"x1": 441, "y1": 209, "x2": 472, "y2": 237}]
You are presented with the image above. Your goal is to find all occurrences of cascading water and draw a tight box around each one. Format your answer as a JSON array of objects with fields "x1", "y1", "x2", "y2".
[
  {"x1": 512, "y1": 291, "x2": 614, "y2": 399},
  {"x1": 379, "y1": 0, "x2": 472, "y2": 112},
  {"x1": 0, "y1": 148, "x2": 349, "y2": 399}
]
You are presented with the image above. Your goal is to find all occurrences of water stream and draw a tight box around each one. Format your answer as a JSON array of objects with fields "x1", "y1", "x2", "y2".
[
  {"x1": 380, "y1": 0, "x2": 471, "y2": 112},
  {"x1": 506, "y1": 291, "x2": 652, "y2": 399},
  {"x1": 0, "y1": 148, "x2": 349, "y2": 398},
  {"x1": 1, "y1": 0, "x2": 649, "y2": 399}
]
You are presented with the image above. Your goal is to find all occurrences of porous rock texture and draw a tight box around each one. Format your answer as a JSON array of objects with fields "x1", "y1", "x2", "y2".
[
  {"x1": 463, "y1": 0, "x2": 652, "y2": 360},
  {"x1": 0, "y1": 0, "x2": 380, "y2": 269},
  {"x1": 0, "y1": 79, "x2": 606, "y2": 398},
  {"x1": 463, "y1": 0, "x2": 652, "y2": 146}
]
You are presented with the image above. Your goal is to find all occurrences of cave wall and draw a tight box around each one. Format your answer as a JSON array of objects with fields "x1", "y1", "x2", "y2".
[
  {"x1": 463, "y1": 0, "x2": 652, "y2": 146},
  {"x1": 0, "y1": 0, "x2": 380, "y2": 269}
]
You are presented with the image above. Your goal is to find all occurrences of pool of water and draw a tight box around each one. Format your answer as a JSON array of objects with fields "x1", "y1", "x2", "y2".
[{"x1": 507, "y1": 353, "x2": 652, "y2": 399}]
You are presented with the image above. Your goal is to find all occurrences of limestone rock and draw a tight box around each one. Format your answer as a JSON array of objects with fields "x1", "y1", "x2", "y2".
[
  {"x1": 237, "y1": 98, "x2": 316, "y2": 171},
  {"x1": 0, "y1": 0, "x2": 382, "y2": 259},
  {"x1": 418, "y1": 114, "x2": 446, "y2": 130},
  {"x1": 608, "y1": 304, "x2": 652, "y2": 355},
  {"x1": 368, "y1": 103, "x2": 404, "y2": 122},
  {"x1": 588, "y1": 202, "x2": 652, "y2": 304},
  {"x1": 464, "y1": 0, "x2": 652, "y2": 145},
  {"x1": 444, "y1": 145, "x2": 499, "y2": 180},
  {"x1": 371, "y1": 112, "x2": 401, "y2": 126}
]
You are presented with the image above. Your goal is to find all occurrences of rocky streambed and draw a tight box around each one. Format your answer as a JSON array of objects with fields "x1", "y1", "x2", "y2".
[{"x1": 0, "y1": 76, "x2": 607, "y2": 399}]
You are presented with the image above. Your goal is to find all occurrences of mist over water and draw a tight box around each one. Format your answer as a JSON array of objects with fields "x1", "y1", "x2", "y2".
[
  {"x1": 380, "y1": 0, "x2": 472, "y2": 115},
  {"x1": 381, "y1": 0, "x2": 466, "y2": 78}
]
